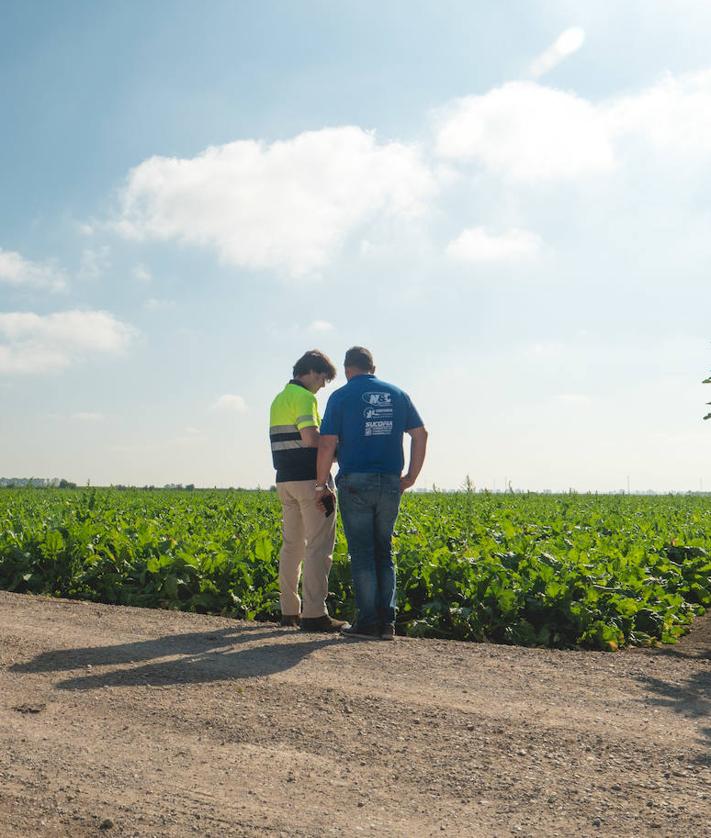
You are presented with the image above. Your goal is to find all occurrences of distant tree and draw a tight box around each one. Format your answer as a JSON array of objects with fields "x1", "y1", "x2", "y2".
[{"x1": 58, "y1": 479, "x2": 77, "y2": 489}]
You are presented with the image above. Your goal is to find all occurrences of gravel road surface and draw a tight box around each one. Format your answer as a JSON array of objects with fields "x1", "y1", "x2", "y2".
[{"x1": 1, "y1": 591, "x2": 709, "y2": 837}]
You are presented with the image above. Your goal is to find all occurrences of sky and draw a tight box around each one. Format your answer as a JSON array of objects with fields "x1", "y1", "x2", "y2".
[{"x1": 1, "y1": 0, "x2": 710, "y2": 492}]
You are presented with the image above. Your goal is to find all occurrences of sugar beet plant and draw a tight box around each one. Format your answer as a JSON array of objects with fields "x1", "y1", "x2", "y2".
[
  {"x1": 0, "y1": 489, "x2": 283, "y2": 620},
  {"x1": 0, "y1": 488, "x2": 709, "y2": 650}
]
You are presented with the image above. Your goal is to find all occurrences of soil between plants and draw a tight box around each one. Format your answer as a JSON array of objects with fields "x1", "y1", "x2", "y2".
[{"x1": 0, "y1": 590, "x2": 709, "y2": 838}]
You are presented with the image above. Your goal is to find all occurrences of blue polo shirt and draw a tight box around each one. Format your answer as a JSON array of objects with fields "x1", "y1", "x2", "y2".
[{"x1": 320, "y1": 374, "x2": 424, "y2": 475}]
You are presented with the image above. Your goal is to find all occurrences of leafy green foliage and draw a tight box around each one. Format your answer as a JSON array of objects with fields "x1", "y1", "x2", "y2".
[{"x1": 1, "y1": 488, "x2": 709, "y2": 650}]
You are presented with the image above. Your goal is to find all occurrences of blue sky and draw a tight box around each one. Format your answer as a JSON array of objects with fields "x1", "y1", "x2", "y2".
[{"x1": 1, "y1": 0, "x2": 710, "y2": 491}]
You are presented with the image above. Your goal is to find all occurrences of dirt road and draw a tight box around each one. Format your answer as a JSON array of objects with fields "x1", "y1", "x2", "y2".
[{"x1": 0, "y1": 590, "x2": 709, "y2": 837}]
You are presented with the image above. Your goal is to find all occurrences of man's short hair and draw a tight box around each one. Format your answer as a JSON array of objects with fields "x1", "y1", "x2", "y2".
[
  {"x1": 292, "y1": 350, "x2": 337, "y2": 381},
  {"x1": 344, "y1": 346, "x2": 375, "y2": 373}
]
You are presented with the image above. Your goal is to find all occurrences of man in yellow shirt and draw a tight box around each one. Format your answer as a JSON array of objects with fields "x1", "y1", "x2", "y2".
[{"x1": 269, "y1": 350, "x2": 348, "y2": 632}]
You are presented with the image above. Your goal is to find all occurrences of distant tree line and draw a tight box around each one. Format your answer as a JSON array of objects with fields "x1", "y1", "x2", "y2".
[{"x1": 0, "y1": 477, "x2": 77, "y2": 488}]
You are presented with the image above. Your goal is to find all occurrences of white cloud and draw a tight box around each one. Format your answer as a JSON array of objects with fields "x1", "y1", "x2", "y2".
[
  {"x1": 0, "y1": 310, "x2": 136, "y2": 374},
  {"x1": 434, "y1": 81, "x2": 614, "y2": 181},
  {"x1": 446, "y1": 227, "x2": 543, "y2": 263},
  {"x1": 0, "y1": 249, "x2": 67, "y2": 292},
  {"x1": 133, "y1": 264, "x2": 152, "y2": 282},
  {"x1": 115, "y1": 126, "x2": 435, "y2": 277},
  {"x1": 78, "y1": 246, "x2": 111, "y2": 280},
  {"x1": 308, "y1": 319, "x2": 335, "y2": 332},
  {"x1": 605, "y1": 68, "x2": 711, "y2": 157},
  {"x1": 530, "y1": 27, "x2": 586, "y2": 79},
  {"x1": 434, "y1": 68, "x2": 711, "y2": 186},
  {"x1": 211, "y1": 394, "x2": 247, "y2": 413}
]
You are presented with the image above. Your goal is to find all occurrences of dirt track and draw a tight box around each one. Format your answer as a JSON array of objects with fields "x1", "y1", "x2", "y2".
[{"x1": 0, "y1": 590, "x2": 709, "y2": 837}]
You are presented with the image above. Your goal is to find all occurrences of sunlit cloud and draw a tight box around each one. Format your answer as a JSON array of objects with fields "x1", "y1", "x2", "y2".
[
  {"x1": 78, "y1": 246, "x2": 111, "y2": 280},
  {"x1": 434, "y1": 81, "x2": 614, "y2": 181},
  {"x1": 605, "y1": 68, "x2": 711, "y2": 157},
  {"x1": 434, "y1": 67, "x2": 711, "y2": 186},
  {"x1": 446, "y1": 227, "x2": 543, "y2": 263},
  {"x1": 211, "y1": 394, "x2": 247, "y2": 413},
  {"x1": 308, "y1": 319, "x2": 335, "y2": 332},
  {"x1": 0, "y1": 310, "x2": 136, "y2": 374},
  {"x1": 133, "y1": 263, "x2": 152, "y2": 282},
  {"x1": 0, "y1": 248, "x2": 67, "y2": 292},
  {"x1": 530, "y1": 27, "x2": 586, "y2": 79},
  {"x1": 115, "y1": 127, "x2": 435, "y2": 277}
]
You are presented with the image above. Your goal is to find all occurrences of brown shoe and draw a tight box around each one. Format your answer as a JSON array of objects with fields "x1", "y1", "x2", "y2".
[
  {"x1": 300, "y1": 615, "x2": 350, "y2": 633},
  {"x1": 280, "y1": 614, "x2": 301, "y2": 627}
]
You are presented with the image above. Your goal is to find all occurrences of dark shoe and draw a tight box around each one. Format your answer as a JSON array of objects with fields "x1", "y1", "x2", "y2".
[
  {"x1": 300, "y1": 615, "x2": 349, "y2": 633},
  {"x1": 280, "y1": 614, "x2": 301, "y2": 627},
  {"x1": 341, "y1": 623, "x2": 381, "y2": 640},
  {"x1": 381, "y1": 623, "x2": 396, "y2": 641}
]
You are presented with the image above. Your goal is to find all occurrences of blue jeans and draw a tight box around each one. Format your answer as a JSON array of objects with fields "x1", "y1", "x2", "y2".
[{"x1": 336, "y1": 472, "x2": 402, "y2": 628}]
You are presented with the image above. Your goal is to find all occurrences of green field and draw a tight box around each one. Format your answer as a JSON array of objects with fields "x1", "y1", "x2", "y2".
[{"x1": 1, "y1": 488, "x2": 709, "y2": 651}]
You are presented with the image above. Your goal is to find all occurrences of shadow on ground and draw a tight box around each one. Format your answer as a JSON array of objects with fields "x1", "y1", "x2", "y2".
[
  {"x1": 637, "y1": 668, "x2": 711, "y2": 764},
  {"x1": 10, "y1": 625, "x2": 342, "y2": 691}
]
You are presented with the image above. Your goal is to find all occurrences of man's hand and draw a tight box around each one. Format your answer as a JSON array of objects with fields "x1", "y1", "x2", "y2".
[
  {"x1": 315, "y1": 484, "x2": 336, "y2": 512},
  {"x1": 401, "y1": 426, "x2": 427, "y2": 494},
  {"x1": 399, "y1": 473, "x2": 416, "y2": 494}
]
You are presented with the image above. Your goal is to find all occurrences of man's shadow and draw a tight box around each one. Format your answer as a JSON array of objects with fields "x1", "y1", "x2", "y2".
[
  {"x1": 10, "y1": 625, "x2": 341, "y2": 691},
  {"x1": 635, "y1": 666, "x2": 711, "y2": 765}
]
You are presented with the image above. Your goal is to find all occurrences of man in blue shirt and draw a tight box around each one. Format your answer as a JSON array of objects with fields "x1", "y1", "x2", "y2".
[{"x1": 315, "y1": 347, "x2": 428, "y2": 640}]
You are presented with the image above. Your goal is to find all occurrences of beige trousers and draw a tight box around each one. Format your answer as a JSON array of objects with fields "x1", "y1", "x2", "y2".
[{"x1": 276, "y1": 479, "x2": 336, "y2": 619}]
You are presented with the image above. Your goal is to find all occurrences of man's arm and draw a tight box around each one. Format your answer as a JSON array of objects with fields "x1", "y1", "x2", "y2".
[
  {"x1": 299, "y1": 426, "x2": 319, "y2": 447},
  {"x1": 314, "y1": 435, "x2": 338, "y2": 510},
  {"x1": 316, "y1": 435, "x2": 338, "y2": 487},
  {"x1": 400, "y1": 426, "x2": 428, "y2": 493}
]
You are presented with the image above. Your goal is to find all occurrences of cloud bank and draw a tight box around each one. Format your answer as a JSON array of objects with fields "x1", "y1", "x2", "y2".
[
  {"x1": 446, "y1": 227, "x2": 543, "y2": 263},
  {"x1": 107, "y1": 66, "x2": 711, "y2": 279},
  {"x1": 435, "y1": 69, "x2": 711, "y2": 184},
  {"x1": 434, "y1": 81, "x2": 615, "y2": 181},
  {"x1": 0, "y1": 310, "x2": 136, "y2": 374},
  {"x1": 116, "y1": 127, "x2": 435, "y2": 277}
]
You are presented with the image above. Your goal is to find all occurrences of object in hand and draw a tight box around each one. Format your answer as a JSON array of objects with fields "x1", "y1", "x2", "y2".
[{"x1": 323, "y1": 494, "x2": 335, "y2": 517}]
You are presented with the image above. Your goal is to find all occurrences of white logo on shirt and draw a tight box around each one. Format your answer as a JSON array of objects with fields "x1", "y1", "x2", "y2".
[
  {"x1": 362, "y1": 391, "x2": 392, "y2": 407},
  {"x1": 365, "y1": 420, "x2": 393, "y2": 436}
]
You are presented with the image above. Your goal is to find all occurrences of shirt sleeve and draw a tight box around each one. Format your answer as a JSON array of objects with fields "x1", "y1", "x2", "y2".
[
  {"x1": 319, "y1": 393, "x2": 341, "y2": 436},
  {"x1": 294, "y1": 391, "x2": 319, "y2": 431},
  {"x1": 403, "y1": 393, "x2": 424, "y2": 431}
]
